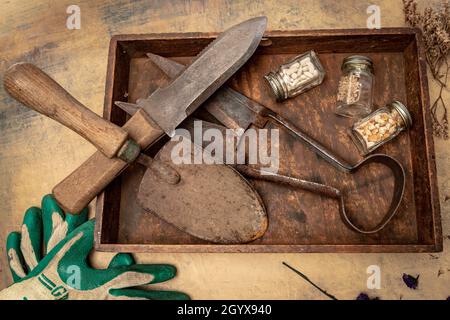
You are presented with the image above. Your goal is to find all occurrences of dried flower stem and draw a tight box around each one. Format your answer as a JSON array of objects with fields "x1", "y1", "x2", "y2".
[
  {"x1": 403, "y1": 0, "x2": 450, "y2": 139},
  {"x1": 431, "y1": 62, "x2": 449, "y2": 138},
  {"x1": 282, "y1": 261, "x2": 338, "y2": 300}
]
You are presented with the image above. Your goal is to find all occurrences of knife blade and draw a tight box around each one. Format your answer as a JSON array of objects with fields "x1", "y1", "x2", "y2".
[
  {"x1": 145, "y1": 52, "x2": 269, "y2": 132},
  {"x1": 137, "y1": 17, "x2": 267, "y2": 137},
  {"x1": 4, "y1": 17, "x2": 267, "y2": 213},
  {"x1": 116, "y1": 53, "x2": 269, "y2": 137}
]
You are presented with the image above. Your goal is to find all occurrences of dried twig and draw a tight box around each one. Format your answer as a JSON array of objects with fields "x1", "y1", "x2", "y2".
[
  {"x1": 282, "y1": 261, "x2": 338, "y2": 300},
  {"x1": 403, "y1": 0, "x2": 450, "y2": 139}
]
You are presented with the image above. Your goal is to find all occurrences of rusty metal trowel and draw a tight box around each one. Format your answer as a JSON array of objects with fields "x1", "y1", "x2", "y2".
[{"x1": 136, "y1": 143, "x2": 267, "y2": 244}]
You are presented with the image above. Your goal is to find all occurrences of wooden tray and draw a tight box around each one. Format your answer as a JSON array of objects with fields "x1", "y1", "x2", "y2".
[{"x1": 95, "y1": 28, "x2": 442, "y2": 253}]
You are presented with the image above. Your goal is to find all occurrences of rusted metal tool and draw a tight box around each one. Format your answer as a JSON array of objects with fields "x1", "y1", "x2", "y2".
[
  {"x1": 122, "y1": 54, "x2": 406, "y2": 235},
  {"x1": 4, "y1": 17, "x2": 267, "y2": 213},
  {"x1": 133, "y1": 117, "x2": 337, "y2": 242},
  {"x1": 137, "y1": 139, "x2": 267, "y2": 243}
]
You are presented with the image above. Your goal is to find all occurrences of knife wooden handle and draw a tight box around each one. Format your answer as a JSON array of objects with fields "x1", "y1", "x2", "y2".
[
  {"x1": 4, "y1": 63, "x2": 129, "y2": 159},
  {"x1": 53, "y1": 109, "x2": 164, "y2": 213}
]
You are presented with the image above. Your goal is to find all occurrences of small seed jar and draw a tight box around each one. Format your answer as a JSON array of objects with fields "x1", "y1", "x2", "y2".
[
  {"x1": 264, "y1": 50, "x2": 325, "y2": 101},
  {"x1": 335, "y1": 55, "x2": 374, "y2": 118},
  {"x1": 350, "y1": 101, "x2": 412, "y2": 155}
]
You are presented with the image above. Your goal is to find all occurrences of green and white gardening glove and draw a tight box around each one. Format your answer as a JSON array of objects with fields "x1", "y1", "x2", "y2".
[
  {"x1": 1, "y1": 195, "x2": 189, "y2": 300},
  {"x1": 6, "y1": 194, "x2": 88, "y2": 282}
]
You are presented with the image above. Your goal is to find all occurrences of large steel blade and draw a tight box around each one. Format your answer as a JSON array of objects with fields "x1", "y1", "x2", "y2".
[
  {"x1": 145, "y1": 53, "x2": 267, "y2": 132},
  {"x1": 116, "y1": 52, "x2": 268, "y2": 136},
  {"x1": 137, "y1": 16, "x2": 267, "y2": 136}
]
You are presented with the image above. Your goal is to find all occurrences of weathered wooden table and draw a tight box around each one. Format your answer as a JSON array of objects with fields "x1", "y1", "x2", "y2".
[{"x1": 0, "y1": 0, "x2": 448, "y2": 299}]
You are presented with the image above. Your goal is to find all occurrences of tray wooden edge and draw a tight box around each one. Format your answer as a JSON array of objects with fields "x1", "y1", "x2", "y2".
[
  {"x1": 413, "y1": 30, "x2": 443, "y2": 251},
  {"x1": 94, "y1": 243, "x2": 441, "y2": 253},
  {"x1": 106, "y1": 27, "x2": 423, "y2": 40}
]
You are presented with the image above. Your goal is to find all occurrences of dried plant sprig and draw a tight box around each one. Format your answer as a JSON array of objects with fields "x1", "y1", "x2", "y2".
[
  {"x1": 282, "y1": 262, "x2": 338, "y2": 300},
  {"x1": 403, "y1": 0, "x2": 450, "y2": 139}
]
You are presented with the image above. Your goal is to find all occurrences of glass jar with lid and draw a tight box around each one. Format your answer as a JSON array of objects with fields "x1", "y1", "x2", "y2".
[
  {"x1": 350, "y1": 100, "x2": 412, "y2": 155},
  {"x1": 264, "y1": 50, "x2": 325, "y2": 101},
  {"x1": 335, "y1": 55, "x2": 374, "y2": 118}
]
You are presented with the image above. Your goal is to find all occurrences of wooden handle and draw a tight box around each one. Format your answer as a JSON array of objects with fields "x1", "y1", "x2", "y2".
[
  {"x1": 3, "y1": 63, "x2": 129, "y2": 158},
  {"x1": 53, "y1": 109, "x2": 164, "y2": 213}
]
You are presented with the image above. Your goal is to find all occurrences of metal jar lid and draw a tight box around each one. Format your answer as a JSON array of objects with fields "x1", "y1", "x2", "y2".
[
  {"x1": 391, "y1": 100, "x2": 413, "y2": 129},
  {"x1": 342, "y1": 55, "x2": 374, "y2": 73},
  {"x1": 264, "y1": 71, "x2": 288, "y2": 101}
]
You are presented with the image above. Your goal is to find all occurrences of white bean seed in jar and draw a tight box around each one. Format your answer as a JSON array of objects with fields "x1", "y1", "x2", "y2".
[{"x1": 265, "y1": 50, "x2": 326, "y2": 101}]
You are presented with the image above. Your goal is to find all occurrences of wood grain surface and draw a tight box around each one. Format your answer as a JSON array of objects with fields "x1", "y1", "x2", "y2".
[{"x1": 0, "y1": 0, "x2": 449, "y2": 299}]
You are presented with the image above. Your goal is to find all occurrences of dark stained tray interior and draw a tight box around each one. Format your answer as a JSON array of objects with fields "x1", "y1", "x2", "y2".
[{"x1": 96, "y1": 29, "x2": 442, "y2": 252}]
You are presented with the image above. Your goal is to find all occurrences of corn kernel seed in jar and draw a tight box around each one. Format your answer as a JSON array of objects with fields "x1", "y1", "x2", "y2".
[{"x1": 350, "y1": 100, "x2": 412, "y2": 154}]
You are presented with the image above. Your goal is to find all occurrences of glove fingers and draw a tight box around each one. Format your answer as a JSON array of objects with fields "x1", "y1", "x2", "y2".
[
  {"x1": 105, "y1": 264, "x2": 177, "y2": 290},
  {"x1": 42, "y1": 194, "x2": 66, "y2": 253},
  {"x1": 104, "y1": 271, "x2": 155, "y2": 290},
  {"x1": 54, "y1": 219, "x2": 133, "y2": 291},
  {"x1": 20, "y1": 207, "x2": 42, "y2": 271},
  {"x1": 65, "y1": 207, "x2": 89, "y2": 234},
  {"x1": 6, "y1": 232, "x2": 27, "y2": 282},
  {"x1": 46, "y1": 220, "x2": 177, "y2": 293},
  {"x1": 127, "y1": 264, "x2": 177, "y2": 284},
  {"x1": 108, "y1": 253, "x2": 135, "y2": 268},
  {"x1": 73, "y1": 264, "x2": 176, "y2": 292},
  {"x1": 109, "y1": 288, "x2": 190, "y2": 300},
  {"x1": 26, "y1": 220, "x2": 95, "y2": 279}
]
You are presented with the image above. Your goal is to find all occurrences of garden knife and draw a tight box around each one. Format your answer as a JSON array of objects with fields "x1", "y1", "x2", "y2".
[{"x1": 3, "y1": 17, "x2": 267, "y2": 213}]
